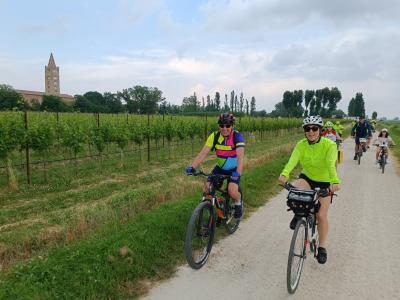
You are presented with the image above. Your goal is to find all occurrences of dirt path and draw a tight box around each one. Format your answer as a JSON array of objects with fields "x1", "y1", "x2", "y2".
[{"x1": 144, "y1": 137, "x2": 400, "y2": 300}]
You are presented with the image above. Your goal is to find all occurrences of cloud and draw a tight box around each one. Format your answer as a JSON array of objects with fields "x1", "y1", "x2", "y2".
[
  {"x1": 17, "y1": 16, "x2": 72, "y2": 35},
  {"x1": 116, "y1": 0, "x2": 164, "y2": 25},
  {"x1": 267, "y1": 28, "x2": 400, "y2": 82},
  {"x1": 200, "y1": 0, "x2": 400, "y2": 33}
]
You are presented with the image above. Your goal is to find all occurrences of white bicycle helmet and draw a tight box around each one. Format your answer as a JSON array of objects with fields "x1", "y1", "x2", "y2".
[{"x1": 302, "y1": 116, "x2": 324, "y2": 128}]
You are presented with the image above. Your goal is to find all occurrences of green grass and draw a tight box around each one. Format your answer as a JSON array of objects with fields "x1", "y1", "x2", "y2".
[
  {"x1": 381, "y1": 122, "x2": 400, "y2": 161},
  {"x1": 0, "y1": 154, "x2": 293, "y2": 299}
]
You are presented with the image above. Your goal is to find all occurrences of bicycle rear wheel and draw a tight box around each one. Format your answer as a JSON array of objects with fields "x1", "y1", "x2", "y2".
[
  {"x1": 358, "y1": 151, "x2": 361, "y2": 165},
  {"x1": 287, "y1": 218, "x2": 307, "y2": 294},
  {"x1": 185, "y1": 201, "x2": 215, "y2": 269}
]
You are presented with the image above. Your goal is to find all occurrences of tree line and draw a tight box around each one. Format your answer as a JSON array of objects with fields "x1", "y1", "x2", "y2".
[
  {"x1": 270, "y1": 87, "x2": 344, "y2": 118},
  {"x1": 0, "y1": 84, "x2": 257, "y2": 115}
]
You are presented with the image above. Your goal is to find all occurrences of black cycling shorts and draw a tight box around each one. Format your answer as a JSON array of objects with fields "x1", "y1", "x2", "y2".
[{"x1": 299, "y1": 173, "x2": 330, "y2": 190}]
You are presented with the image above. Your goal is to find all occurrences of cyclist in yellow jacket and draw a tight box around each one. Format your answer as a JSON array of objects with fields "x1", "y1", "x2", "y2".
[{"x1": 279, "y1": 116, "x2": 341, "y2": 264}]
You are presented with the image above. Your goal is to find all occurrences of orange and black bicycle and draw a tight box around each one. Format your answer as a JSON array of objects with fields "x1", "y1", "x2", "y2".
[{"x1": 184, "y1": 170, "x2": 242, "y2": 269}]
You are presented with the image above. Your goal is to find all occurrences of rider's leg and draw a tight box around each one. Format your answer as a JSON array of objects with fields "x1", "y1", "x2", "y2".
[
  {"x1": 375, "y1": 147, "x2": 380, "y2": 161},
  {"x1": 203, "y1": 182, "x2": 211, "y2": 195},
  {"x1": 293, "y1": 178, "x2": 311, "y2": 190},
  {"x1": 228, "y1": 182, "x2": 243, "y2": 219},
  {"x1": 354, "y1": 142, "x2": 359, "y2": 159},
  {"x1": 316, "y1": 196, "x2": 331, "y2": 248},
  {"x1": 228, "y1": 182, "x2": 241, "y2": 205}
]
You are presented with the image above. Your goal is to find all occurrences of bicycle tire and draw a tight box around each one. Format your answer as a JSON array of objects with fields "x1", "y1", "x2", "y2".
[
  {"x1": 310, "y1": 216, "x2": 319, "y2": 255},
  {"x1": 381, "y1": 155, "x2": 386, "y2": 174},
  {"x1": 287, "y1": 218, "x2": 307, "y2": 294},
  {"x1": 358, "y1": 151, "x2": 361, "y2": 165},
  {"x1": 184, "y1": 201, "x2": 215, "y2": 269},
  {"x1": 223, "y1": 197, "x2": 242, "y2": 234}
]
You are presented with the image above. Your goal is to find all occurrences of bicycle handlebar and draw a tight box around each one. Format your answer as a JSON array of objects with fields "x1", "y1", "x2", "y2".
[
  {"x1": 281, "y1": 182, "x2": 335, "y2": 198},
  {"x1": 189, "y1": 169, "x2": 231, "y2": 179}
]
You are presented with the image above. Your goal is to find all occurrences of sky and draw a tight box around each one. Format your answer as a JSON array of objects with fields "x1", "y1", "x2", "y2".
[{"x1": 1, "y1": 0, "x2": 399, "y2": 118}]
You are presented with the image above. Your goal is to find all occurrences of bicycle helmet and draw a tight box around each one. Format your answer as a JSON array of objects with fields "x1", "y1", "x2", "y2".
[
  {"x1": 218, "y1": 113, "x2": 235, "y2": 125},
  {"x1": 302, "y1": 116, "x2": 323, "y2": 128},
  {"x1": 325, "y1": 121, "x2": 334, "y2": 128}
]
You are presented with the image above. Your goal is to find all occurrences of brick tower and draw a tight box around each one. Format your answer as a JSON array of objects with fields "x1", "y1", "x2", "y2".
[{"x1": 45, "y1": 53, "x2": 60, "y2": 95}]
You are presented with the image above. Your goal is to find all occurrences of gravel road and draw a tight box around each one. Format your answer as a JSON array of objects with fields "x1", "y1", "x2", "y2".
[{"x1": 144, "y1": 137, "x2": 400, "y2": 300}]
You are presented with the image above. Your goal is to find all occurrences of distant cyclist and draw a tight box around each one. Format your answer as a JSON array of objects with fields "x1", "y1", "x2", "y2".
[
  {"x1": 351, "y1": 115, "x2": 372, "y2": 160},
  {"x1": 373, "y1": 128, "x2": 395, "y2": 164},
  {"x1": 186, "y1": 113, "x2": 245, "y2": 219},
  {"x1": 279, "y1": 116, "x2": 340, "y2": 264},
  {"x1": 333, "y1": 121, "x2": 344, "y2": 137},
  {"x1": 322, "y1": 121, "x2": 342, "y2": 144}
]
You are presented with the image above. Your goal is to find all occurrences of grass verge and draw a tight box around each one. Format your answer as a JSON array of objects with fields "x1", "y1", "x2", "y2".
[{"x1": 0, "y1": 154, "x2": 292, "y2": 299}]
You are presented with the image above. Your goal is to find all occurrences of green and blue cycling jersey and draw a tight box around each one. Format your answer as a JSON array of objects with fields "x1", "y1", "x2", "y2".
[
  {"x1": 205, "y1": 131, "x2": 245, "y2": 170},
  {"x1": 281, "y1": 137, "x2": 341, "y2": 184}
]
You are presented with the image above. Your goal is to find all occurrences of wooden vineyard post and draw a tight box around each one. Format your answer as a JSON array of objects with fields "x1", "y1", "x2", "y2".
[
  {"x1": 24, "y1": 111, "x2": 31, "y2": 185},
  {"x1": 147, "y1": 114, "x2": 150, "y2": 162}
]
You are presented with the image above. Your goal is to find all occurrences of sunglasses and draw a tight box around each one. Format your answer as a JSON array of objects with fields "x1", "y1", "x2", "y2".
[
  {"x1": 304, "y1": 126, "x2": 319, "y2": 132},
  {"x1": 219, "y1": 124, "x2": 231, "y2": 129}
]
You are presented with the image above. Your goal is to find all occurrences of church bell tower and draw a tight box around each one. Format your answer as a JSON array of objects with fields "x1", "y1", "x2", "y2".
[{"x1": 45, "y1": 53, "x2": 60, "y2": 95}]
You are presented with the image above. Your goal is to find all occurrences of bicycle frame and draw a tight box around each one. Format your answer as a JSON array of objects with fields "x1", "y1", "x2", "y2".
[{"x1": 284, "y1": 182, "x2": 334, "y2": 294}]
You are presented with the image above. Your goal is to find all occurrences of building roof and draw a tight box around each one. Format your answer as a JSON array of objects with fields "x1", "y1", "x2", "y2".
[
  {"x1": 15, "y1": 89, "x2": 74, "y2": 99},
  {"x1": 47, "y1": 53, "x2": 57, "y2": 68}
]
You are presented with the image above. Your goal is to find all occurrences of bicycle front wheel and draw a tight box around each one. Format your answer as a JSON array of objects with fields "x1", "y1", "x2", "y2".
[
  {"x1": 381, "y1": 155, "x2": 386, "y2": 174},
  {"x1": 287, "y1": 218, "x2": 307, "y2": 294},
  {"x1": 184, "y1": 201, "x2": 215, "y2": 269}
]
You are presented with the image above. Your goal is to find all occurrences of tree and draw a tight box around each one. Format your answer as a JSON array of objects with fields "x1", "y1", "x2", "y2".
[
  {"x1": 328, "y1": 87, "x2": 342, "y2": 115},
  {"x1": 269, "y1": 102, "x2": 288, "y2": 117},
  {"x1": 215, "y1": 92, "x2": 221, "y2": 111},
  {"x1": 206, "y1": 94, "x2": 212, "y2": 111},
  {"x1": 224, "y1": 94, "x2": 229, "y2": 111},
  {"x1": 245, "y1": 99, "x2": 249, "y2": 115},
  {"x1": 234, "y1": 95, "x2": 238, "y2": 112},
  {"x1": 250, "y1": 97, "x2": 256, "y2": 115},
  {"x1": 304, "y1": 90, "x2": 315, "y2": 116},
  {"x1": 230, "y1": 90, "x2": 235, "y2": 112},
  {"x1": 314, "y1": 89, "x2": 323, "y2": 116},
  {"x1": 182, "y1": 93, "x2": 199, "y2": 112},
  {"x1": 239, "y1": 92, "x2": 244, "y2": 113},
  {"x1": 103, "y1": 92, "x2": 124, "y2": 113},
  {"x1": 83, "y1": 91, "x2": 105, "y2": 112},
  {"x1": 282, "y1": 90, "x2": 303, "y2": 117},
  {"x1": 372, "y1": 111, "x2": 378, "y2": 120},
  {"x1": 353, "y1": 92, "x2": 365, "y2": 117},
  {"x1": 119, "y1": 86, "x2": 164, "y2": 114},
  {"x1": 0, "y1": 84, "x2": 24, "y2": 110},
  {"x1": 74, "y1": 95, "x2": 93, "y2": 113},
  {"x1": 348, "y1": 98, "x2": 356, "y2": 116},
  {"x1": 332, "y1": 109, "x2": 346, "y2": 118},
  {"x1": 41, "y1": 95, "x2": 69, "y2": 112}
]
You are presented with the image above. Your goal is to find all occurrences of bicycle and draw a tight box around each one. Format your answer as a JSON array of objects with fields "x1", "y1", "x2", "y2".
[
  {"x1": 184, "y1": 170, "x2": 243, "y2": 269},
  {"x1": 283, "y1": 182, "x2": 335, "y2": 294},
  {"x1": 377, "y1": 142, "x2": 389, "y2": 174},
  {"x1": 356, "y1": 137, "x2": 368, "y2": 165}
]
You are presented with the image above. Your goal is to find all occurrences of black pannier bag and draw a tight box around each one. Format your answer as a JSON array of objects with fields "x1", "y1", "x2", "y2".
[{"x1": 286, "y1": 188, "x2": 319, "y2": 215}]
